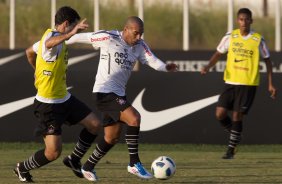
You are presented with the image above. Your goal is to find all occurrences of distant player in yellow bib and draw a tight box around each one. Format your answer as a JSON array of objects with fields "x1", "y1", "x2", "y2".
[{"x1": 201, "y1": 8, "x2": 276, "y2": 159}]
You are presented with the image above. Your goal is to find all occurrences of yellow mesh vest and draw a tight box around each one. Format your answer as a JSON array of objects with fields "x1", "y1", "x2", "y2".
[
  {"x1": 35, "y1": 29, "x2": 68, "y2": 99},
  {"x1": 224, "y1": 29, "x2": 261, "y2": 86}
]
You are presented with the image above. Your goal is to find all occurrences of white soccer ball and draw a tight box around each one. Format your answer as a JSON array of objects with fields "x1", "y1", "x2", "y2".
[{"x1": 151, "y1": 156, "x2": 176, "y2": 180}]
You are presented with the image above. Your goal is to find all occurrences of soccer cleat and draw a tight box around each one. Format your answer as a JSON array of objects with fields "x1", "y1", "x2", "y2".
[
  {"x1": 222, "y1": 147, "x2": 235, "y2": 159},
  {"x1": 127, "y1": 162, "x2": 153, "y2": 179},
  {"x1": 13, "y1": 163, "x2": 33, "y2": 183},
  {"x1": 63, "y1": 156, "x2": 83, "y2": 178},
  {"x1": 81, "y1": 168, "x2": 98, "y2": 181}
]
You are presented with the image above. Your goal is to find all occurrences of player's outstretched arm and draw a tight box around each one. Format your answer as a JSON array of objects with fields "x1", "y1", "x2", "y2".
[
  {"x1": 201, "y1": 51, "x2": 222, "y2": 75},
  {"x1": 26, "y1": 45, "x2": 37, "y2": 70},
  {"x1": 45, "y1": 18, "x2": 89, "y2": 49},
  {"x1": 264, "y1": 58, "x2": 277, "y2": 99}
]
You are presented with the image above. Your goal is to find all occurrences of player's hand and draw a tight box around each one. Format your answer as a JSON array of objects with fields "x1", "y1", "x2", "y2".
[
  {"x1": 200, "y1": 66, "x2": 209, "y2": 75},
  {"x1": 166, "y1": 63, "x2": 178, "y2": 72},
  {"x1": 73, "y1": 18, "x2": 89, "y2": 33},
  {"x1": 269, "y1": 85, "x2": 277, "y2": 99},
  {"x1": 68, "y1": 18, "x2": 89, "y2": 37}
]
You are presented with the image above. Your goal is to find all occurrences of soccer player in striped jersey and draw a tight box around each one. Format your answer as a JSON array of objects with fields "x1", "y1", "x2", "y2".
[
  {"x1": 201, "y1": 8, "x2": 276, "y2": 159},
  {"x1": 13, "y1": 7, "x2": 101, "y2": 182},
  {"x1": 65, "y1": 16, "x2": 178, "y2": 181}
]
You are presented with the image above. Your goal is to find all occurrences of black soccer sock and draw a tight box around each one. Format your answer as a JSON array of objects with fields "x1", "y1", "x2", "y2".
[
  {"x1": 219, "y1": 116, "x2": 232, "y2": 132},
  {"x1": 83, "y1": 138, "x2": 114, "y2": 171},
  {"x1": 228, "y1": 121, "x2": 243, "y2": 150},
  {"x1": 126, "y1": 126, "x2": 141, "y2": 166},
  {"x1": 19, "y1": 149, "x2": 51, "y2": 172},
  {"x1": 70, "y1": 128, "x2": 97, "y2": 162}
]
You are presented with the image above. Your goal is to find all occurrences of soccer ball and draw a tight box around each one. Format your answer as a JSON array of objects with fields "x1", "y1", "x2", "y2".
[{"x1": 151, "y1": 156, "x2": 176, "y2": 180}]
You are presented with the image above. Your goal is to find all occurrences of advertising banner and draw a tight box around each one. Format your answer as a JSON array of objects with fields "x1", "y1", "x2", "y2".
[{"x1": 0, "y1": 49, "x2": 281, "y2": 143}]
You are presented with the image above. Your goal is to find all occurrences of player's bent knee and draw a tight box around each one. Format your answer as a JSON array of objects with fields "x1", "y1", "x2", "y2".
[
  {"x1": 215, "y1": 112, "x2": 226, "y2": 121},
  {"x1": 45, "y1": 149, "x2": 62, "y2": 161},
  {"x1": 82, "y1": 113, "x2": 101, "y2": 134},
  {"x1": 87, "y1": 121, "x2": 101, "y2": 134},
  {"x1": 105, "y1": 137, "x2": 119, "y2": 145},
  {"x1": 127, "y1": 115, "x2": 141, "y2": 127}
]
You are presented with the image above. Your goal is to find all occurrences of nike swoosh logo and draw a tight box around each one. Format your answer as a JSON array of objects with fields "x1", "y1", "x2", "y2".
[
  {"x1": 0, "y1": 87, "x2": 73, "y2": 118},
  {"x1": 132, "y1": 89, "x2": 219, "y2": 131},
  {"x1": 0, "y1": 52, "x2": 25, "y2": 66}
]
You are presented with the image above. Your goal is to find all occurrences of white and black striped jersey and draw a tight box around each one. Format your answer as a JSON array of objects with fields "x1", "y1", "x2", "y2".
[{"x1": 66, "y1": 30, "x2": 167, "y2": 96}]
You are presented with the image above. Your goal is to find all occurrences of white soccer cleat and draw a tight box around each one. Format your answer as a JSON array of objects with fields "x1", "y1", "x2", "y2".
[
  {"x1": 81, "y1": 168, "x2": 98, "y2": 181},
  {"x1": 127, "y1": 162, "x2": 153, "y2": 179},
  {"x1": 13, "y1": 163, "x2": 33, "y2": 182}
]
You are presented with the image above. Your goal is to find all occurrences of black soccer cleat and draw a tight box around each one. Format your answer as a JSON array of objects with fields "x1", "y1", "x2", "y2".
[
  {"x1": 13, "y1": 163, "x2": 33, "y2": 183},
  {"x1": 63, "y1": 155, "x2": 84, "y2": 178},
  {"x1": 222, "y1": 148, "x2": 235, "y2": 159}
]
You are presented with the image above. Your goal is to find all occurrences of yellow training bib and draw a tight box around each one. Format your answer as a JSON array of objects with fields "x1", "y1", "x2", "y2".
[
  {"x1": 34, "y1": 29, "x2": 68, "y2": 99},
  {"x1": 224, "y1": 29, "x2": 261, "y2": 86}
]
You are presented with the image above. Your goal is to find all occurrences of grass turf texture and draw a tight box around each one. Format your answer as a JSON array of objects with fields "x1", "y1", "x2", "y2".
[{"x1": 1, "y1": 143, "x2": 282, "y2": 183}]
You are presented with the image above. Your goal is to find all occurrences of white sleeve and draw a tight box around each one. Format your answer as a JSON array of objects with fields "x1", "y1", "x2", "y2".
[
  {"x1": 216, "y1": 33, "x2": 231, "y2": 54},
  {"x1": 41, "y1": 32, "x2": 59, "y2": 61},
  {"x1": 259, "y1": 37, "x2": 270, "y2": 59},
  {"x1": 32, "y1": 41, "x2": 40, "y2": 54},
  {"x1": 138, "y1": 41, "x2": 167, "y2": 72},
  {"x1": 65, "y1": 32, "x2": 91, "y2": 45},
  {"x1": 66, "y1": 31, "x2": 110, "y2": 48}
]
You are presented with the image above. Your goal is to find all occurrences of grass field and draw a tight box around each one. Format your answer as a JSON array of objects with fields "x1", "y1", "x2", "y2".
[{"x1": 1, "y1": 143, "x2": 282, "y2": 184}]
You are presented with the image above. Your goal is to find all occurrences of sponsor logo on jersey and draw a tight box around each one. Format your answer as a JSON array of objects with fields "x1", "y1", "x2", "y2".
[
  {"x1": 234, "y1": 65, "x2": 249, "y2": 71},
  {"x1": 252, "y1": 36, "x2": 259, "y2": 41},
  {"x1": 43, "y1": 70, "x2": 52, "y2": 76},
  {"x1": 91, "y1": 36, "x2": 110, "y2": 42},
  {"x1": 232, "y1": 42, "x2": 254, "y2": 58},
  {"x1": 114, "y1": 52, "x2": 133, "y2": 70},
  {"x1": 234, "y1": 58, "x2": 246, "y2": 63},
  {"x1": 232, "y1": 34, "x2": 239, "y2": 38}
]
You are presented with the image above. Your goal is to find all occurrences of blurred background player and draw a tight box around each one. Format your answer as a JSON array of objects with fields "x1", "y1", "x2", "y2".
[
  {"x1": 201, "y1": 8, "x2": 276, "y2": 159},
  {"x1": 14, "y1": 6, "x2": 101, "y2": 182},
  {"x1": 65, "y1": 16, "x2": 178, "y2": 181}
]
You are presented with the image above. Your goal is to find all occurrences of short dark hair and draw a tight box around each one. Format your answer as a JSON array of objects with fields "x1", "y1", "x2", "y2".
[
  {"x1": 237, "y1": 8, "x2": 252, "y2": 18},
  {"x1": 125, "y1": 16, "x2": 144, "y2": 28},
  {"x1": 55, "y1": 6, "x2": 80, "y2": 25}
]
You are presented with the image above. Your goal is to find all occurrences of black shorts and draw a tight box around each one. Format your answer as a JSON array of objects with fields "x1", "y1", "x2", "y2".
[
  {"x1": 92, "y1": 92, "x2": 131, "y2": 126},
  {"x1": 33, "y1": 95, "x2": 92, "y2": 136},
  {"x1": 217, "y1": 84, "x2": 257, "y2": 114}
]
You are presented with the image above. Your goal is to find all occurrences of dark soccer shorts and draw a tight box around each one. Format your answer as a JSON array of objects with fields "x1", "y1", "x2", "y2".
[
  {"x1": 33, "y1": 95, "x2": 92, "y2": 136},
  {"x1": 92, "y1": 92, "x2": 131, "y2": 126},
  {"x1": 217, "y1": 84, "x2": 257, "y2": 114}
]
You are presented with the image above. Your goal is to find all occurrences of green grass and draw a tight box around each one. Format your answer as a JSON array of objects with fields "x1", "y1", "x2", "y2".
[{"x1": 2, "y1": 143, "x2": 282, "y2": 183}]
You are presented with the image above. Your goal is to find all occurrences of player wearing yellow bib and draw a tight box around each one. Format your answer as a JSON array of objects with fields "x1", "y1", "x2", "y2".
[
  {"x1": 14, "y1": 7, "x2": 101, "y2": 182},
  {"x1": 201, "y1": 8, "x2": 276, "y2": 159}
]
